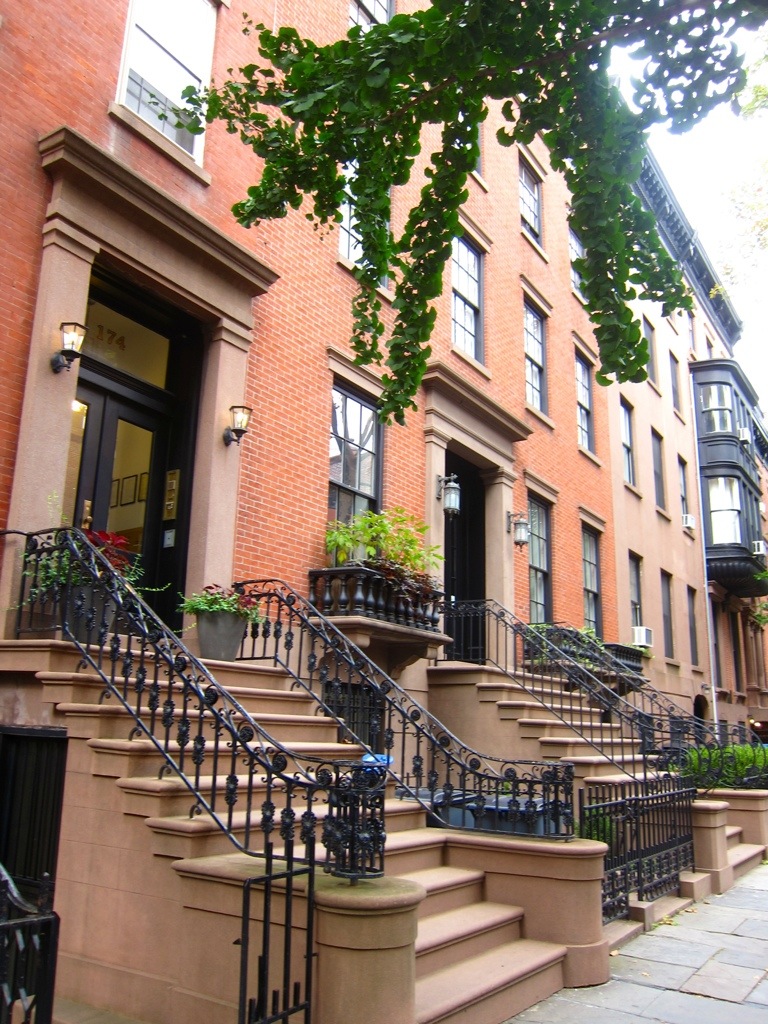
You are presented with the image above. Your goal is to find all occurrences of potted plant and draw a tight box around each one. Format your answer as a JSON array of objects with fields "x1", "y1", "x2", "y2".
[
  {"x1": 317, "y1": 508, "x2": 444, "y2": 628},
  {"x1": 179, "y1": 584, "x2": 262, "y2": 661}
]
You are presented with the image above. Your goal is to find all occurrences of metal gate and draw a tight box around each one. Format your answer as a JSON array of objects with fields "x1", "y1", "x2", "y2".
[{"x1": 579, "y1": 776, "x2": 696, "y2": 923}]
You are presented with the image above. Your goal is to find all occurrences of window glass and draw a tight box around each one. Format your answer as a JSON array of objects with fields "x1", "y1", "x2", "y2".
[
  {"x1": 528, "y1": 496, "x2": 551, "y2": 623},
  {"x1": 121, "y1": 0, "x2": 216, "y2": 159},
  {"x1": 524, "y1": 304, "x2": 546, "y2": 411},
  {"x1": 652, "y1": 430, "x2": 666, "y2": 508},
  {"x1": 643, "y1": 317, "x2": 657, "y2": 383},
  {"x1": 661, "y1": 571, "x2": 674, "y2": 658},
  {"x1": 575, "y1": 354, "x2": 593, "y2": 451},
  {"x1": 708, "y1": 476, "x2": 741, "y2": 544},
  {"x1": 452, "y1": 238, "x2": 482, "y2": 360},
  {"x1": 629, "y1": 553, "x2": 642, "y2": 627},
  {"x1": 687, "y1": 587, "x2": 699, "y2": 665},
  {"x1": 349, "y1": 0, "x2": 389, "y2": 27},
  {"x1": 701, "y1": 383, "x2": 733, "y2": 432},
  {"x1": 670, "y1": 353, "x2": 681, "y2": 411},
  {"x1": 84, "y1": 300, "x2": 169, "y2": 387},
  {"x1": 582, "y1": 528, "x2": 601, "y2": 633},
  {"x1": 519, "y1": 161, "x2": 542, "y2": 241},
  {"x1": 621, "y1": 400, "x2": 635, "y2": 486},
  {"x1": 569, "y1": 229, "x2": 584, "y2": 295},
  {"x1": 328, "y1": 386, "x2": 380, "y2": 525}
]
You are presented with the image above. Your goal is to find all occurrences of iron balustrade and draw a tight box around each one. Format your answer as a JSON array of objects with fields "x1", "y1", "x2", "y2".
[
  {"x1": 0, "y1": 864, "x2": 58, "y2": 1024},
  {"x1": 308, "y1": 565, "x2": 442, "y2": 632},
  {"x1": 234, "y1": 578, "x2": 574, "y2": 840},
  {"x1": 436, "y1": 601, "x2": 768, "y2": 790},
  {"x1": 578, "y1": 778, "x2": 696, "y2": 923}
]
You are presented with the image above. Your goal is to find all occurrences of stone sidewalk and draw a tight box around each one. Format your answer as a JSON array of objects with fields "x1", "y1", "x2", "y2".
[{"x1": 508, "y1": 861, "x2": 768, "y2": 1024}]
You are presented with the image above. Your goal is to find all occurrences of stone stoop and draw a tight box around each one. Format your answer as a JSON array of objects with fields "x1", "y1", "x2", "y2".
[
  {"x1": 726, "y1": 823, "x2": 766, "y2": 879},
  {"x1": 1, "y1": 640, "x2": 595, "y2": 1024}
]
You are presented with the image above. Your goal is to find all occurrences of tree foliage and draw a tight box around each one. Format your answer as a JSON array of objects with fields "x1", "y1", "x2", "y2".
[{"x1": 184, "y1": 0, "x2": 768, "y2": 423}]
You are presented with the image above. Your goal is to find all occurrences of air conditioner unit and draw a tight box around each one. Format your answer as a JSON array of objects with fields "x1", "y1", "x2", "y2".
[
  {"x1": 752, "y1": 540, "x2": 767, "y2": 557},
  {"x1": 682, "y1": 513, "x2": 696, "y2": 529},
  {"x1": 631, "y1": 626, "x2": 654, "y2": 648},
  {"x1": 738, "y1": 427, "x2": 751, "y2": 443}
]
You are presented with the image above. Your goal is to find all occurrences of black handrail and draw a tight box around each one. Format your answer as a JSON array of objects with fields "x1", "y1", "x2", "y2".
[
  {"x1": 233, "y1": 579, "x2": 575, "y2": 838},
  {"x1": 437, "y1": 600, "x2": 768, "y2": 790}
]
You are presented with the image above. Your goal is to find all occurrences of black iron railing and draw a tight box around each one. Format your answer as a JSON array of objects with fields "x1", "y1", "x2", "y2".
[
  {"x1": 308, "y1": 565, "x2": 442, "y2": 632},
  {"x1": 579, "y1": 778, "x2": 696, "y2": 923},
  {"x1": 0, "y1": 863, "x2": 58, "y2": 1024},
  {"x1": 436, "y1": 601, "x2": 768, "y2": 789},
  {"x1": 234, "y1": 579, "x2": 574, "y2": 840}
]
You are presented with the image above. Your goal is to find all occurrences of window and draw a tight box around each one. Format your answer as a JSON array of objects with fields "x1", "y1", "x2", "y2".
[
  {"x1": 652, "y1": 430, "x2": 666, "y2": 509},
  {"x1": 629, "y1": 553, "x2": 643, "y2": 627},
  {"x1": 569, "y1": 229, "x2": 584, "y2": 295},
  {"x1": 582, "y1": 528, "x2": 601, "y2": 633},
  {"x1": 528, "y1": 496, "x2": 551, "y2": 623},
  {"x1": 120, "y1": 0, "x2": 217, "y2": 160},
  {"x1": 687, "y1": 587, "x2": 699, "y2": 665},
  {"x1": 701, "y1": 383, "x2": 733, "y2": 432},
  {"x1": 338, "y1": 164, "x2": 363, "y2": 264},
  {"x1": 452, "y1": 237, "x2": 482, "y2": 360},
  {"x1": 519, "y1": 160, "x2": 542, "y2": 242},
  {"x1": 328, "y1": 386, "x2": 380, "y2": 525},
  {"x1": 643, "y1": 317, "x2": 657, "y2": 383},
  {"x1": 349, "y1": 0, "x2": 390, "y2": 27},
  {"x1": 678, "y1": 457, "x2": 689, "y2": 517},
  {"x1": 524, "y1": 303, "x2": 546, "y2": 411},
  {"x1": 687, "y1": 312, "x2": 696, "y2": 353},
  {"x1": 661, "y1": 571, "x2": 674, "y2": 658},
  {"x1": 575, "y1": 353, "x2": 594, "y2": 451},
  {"x1": 621, "y1": 400, "x2": 635, "y2": 486},
  {"x1": 708, "y1": 476, "x2": 741, "y2": 544},
  {"x1": 670, "y1": 353, "x2": 681, "y2": 411}
]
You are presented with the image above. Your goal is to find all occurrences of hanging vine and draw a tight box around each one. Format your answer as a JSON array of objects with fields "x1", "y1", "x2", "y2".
[{"x1": 183, "y1": 0, "x2": 768, "y2": 422}]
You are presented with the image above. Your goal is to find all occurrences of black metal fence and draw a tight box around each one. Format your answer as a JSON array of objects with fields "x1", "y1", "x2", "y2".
[
  {"x1": 579, "y1": 777, "x2": 696, "y2": 923},
  {"x1": 0, "y1": 866, "x2": 59, "y2": 1024}
]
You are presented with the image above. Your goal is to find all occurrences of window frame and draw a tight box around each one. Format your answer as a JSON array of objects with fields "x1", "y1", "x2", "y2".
[
  {"x1": 328, "y1": 384, "x2": 382, "y2": 529},
  {"x1": 524, "y1": 302, "x2": 547, "y2": 412},
  {"x1": 629, "y1": 552, "x2": 643, "y2": 628},
  {"x1": 651, "y1": 429, "x2": 666, "y2": 509},
  {"x1": 678, "y1": 456, "x2": 689, "y2": 517},
  {"x1": 575, "y1": 352, "x2": 594, "y2": 452},
  {"x1": 568, "y1": 228, "x2": 585, "y2": 295},
  {"x1": 528, "y1": 495, "x2": 552, "y2": 624},
  {"x1": 349, "y1": 0, "x2": 390, "y2": 28},
  {"x1": 118, "y1": 0, "x2": 217, "y2": 163},
  {"x1": 661, "y1": 570, "x2": 674, "y2": 659},
  {"x1": 700, "y1": 383, "x2": 733, "y2": 433},
  {"x1": 451, "y1": 236, "x2": 483, "y2": 361},
  {"x1": 708, "y1": 476, "x2": 742, "y2": 545},
  {"x1": 643, "y1": 317, "x2": 657, "y2": 384},
  {"x1": 519, "y1": 159, "x2": 542, "y2": 243},
  {"x1": 687, "y1": 586, "x2": 699, "y2": 666},
  {"x1": 621, "y1": 399, "x2": 636, "y2": 487},
  {"x1": 669, "y1": 352, "x2": 681, "y2": 412},
  {"x1": 582, "y1": 526, "x2": 601, "y2": 634}
]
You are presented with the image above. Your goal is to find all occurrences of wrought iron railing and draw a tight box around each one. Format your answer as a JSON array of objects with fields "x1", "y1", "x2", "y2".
[
  {"x1": 436, "y1": 600, "x2": 768, "y2": 789},
  {"x1": 0, "y1": 863, "x2": 58, "y2": 1024},
  {"x1": 308, "y1": 565, "x2": 442, "y2": 632},
  {"x1": 234, "y1": 580, "x2": 575, "y2": 839},
  {"x1": 579, "y1": 778, "x2": 696, "y2": 923}
]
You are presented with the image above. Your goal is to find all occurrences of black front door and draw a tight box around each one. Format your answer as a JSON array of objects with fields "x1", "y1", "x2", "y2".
[
  {"x1": 444, "y1": 453, "x2": 486, "y2": 661},
  {"x1": 62, "y1": 271, "x2": 202, "y2": 628}
]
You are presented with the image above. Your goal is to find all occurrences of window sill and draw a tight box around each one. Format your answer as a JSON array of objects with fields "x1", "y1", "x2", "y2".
[
  {"x1": 655, "y1": 506, "x2": 672, "y2": 522},
  {"x1": 470, "y1": 169, "x2": 490, "y2": 193},
  {"x1": 624, "y1": 482, "x2": 643, "y2": 499},
  {"x1": 336, "y1": 257, "x2": 394, "y2": 303},
  {"x1": 525, "y1": 404, "x2": 555, "y2": 430},
  {"x1": 674, "y1": 407, "x2": 686, "y2": 426},
  {"x1": 108, "y1": 103, "x2": 212, "y2": 185},
  {"x1": 647, "y1": 378, "x2": 662, "y2": 397},
  {"x1": 521, "y1": 230, "x2": 549, "y2": 263},
  {"x1": 452, "y1": 346, "x2": 491, "y2": 378},
  {"x1": 664, "y1": 658, "x2": 681, "y2": 669},
  {"x1": 578, "y1": 446, "x2": 602, "y2": 467}
]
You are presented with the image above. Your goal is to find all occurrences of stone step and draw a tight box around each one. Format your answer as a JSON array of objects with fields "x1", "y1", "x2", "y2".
[
  {"x1": 415, "y1": 902, "x2": 524, "y2": 976},
  {"x1": 396, "y1": 865, "x2": 486, "y2": 919},
  {"x1": 54, "y1": 997, "x2": 152, "y2": 1024},
  {"x1": 415, "y1": 938, "x2": 566, "y2": 1024},
  {"x1": 497, "y1": 699, "x2": 603, "y2": 723},
  {"x1": 538, "y1": 735, "x2": 640, "y2": 759},
  {"x1": 728, "y1": 841, "x2": 766, "y2": 879}
]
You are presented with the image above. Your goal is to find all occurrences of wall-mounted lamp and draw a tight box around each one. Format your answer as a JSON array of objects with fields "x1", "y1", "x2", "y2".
[
  {"x1": 223, "y1": 405, "x2": 253, "y2": 446},
  {"x1": 51, "y1": 322, "x2": 87, "y2": 373},
  {"x1": 507, "y1": 511, "x2": 530, "y2": 547},
  {"x1": 436, "y1": 473, "x2": 461, "y2": 516}
]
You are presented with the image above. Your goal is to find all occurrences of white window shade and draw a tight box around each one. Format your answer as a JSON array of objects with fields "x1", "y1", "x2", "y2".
[
  {"x1": 708, "y1": 477, "x2": 741, "y2": 545},
  {"x1": 121, "y1": 0, "x2": 216, "y2": 159}
]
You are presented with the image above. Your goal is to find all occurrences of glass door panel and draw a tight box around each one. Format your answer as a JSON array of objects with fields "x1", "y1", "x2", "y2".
[{"x1": 106, "y1": 419, "x2": 154, "y2": 555}]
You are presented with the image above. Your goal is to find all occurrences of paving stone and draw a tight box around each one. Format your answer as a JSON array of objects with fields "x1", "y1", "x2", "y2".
[
  {"x1": 617, "y1": 932, "x2": 716, "y2": 968},
  {"x1": 736, "y1": 918, "x2": 768, "y2": 940},
  {"x1": 644, "y1": 988, "x2": 768, "y2": 1024},
  {"x1": 509, "y1": 993, "x2": 650, "y2": 1024},
  {"x1": 680, "y1": 960, "x2": 765, "y2": 1002},
  {"x1": 542, "y1": 978, "x2": 661, "y2": 1016},
  {"x1": 610, "y1": 956, "x2": 696, "y2": 991},
  {"x1": 746, "y1": 978, "x2": 768, "y2": 1006}
]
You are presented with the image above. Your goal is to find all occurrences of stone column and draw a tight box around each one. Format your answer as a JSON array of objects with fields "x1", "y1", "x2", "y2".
[
  {"x1": 691, "y1": 799, "x2": 733, "y2": 894},
  {"x1": 314, "y1": 876, "x2": 426, "y2": 1024}
]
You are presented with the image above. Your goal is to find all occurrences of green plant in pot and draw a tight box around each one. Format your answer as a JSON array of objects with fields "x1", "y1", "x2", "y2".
[
  {"x1": 325, "y1": 507, "x2": 443, "y2": 601},
  {"x1": 179, "y1": 584, "x2": 262, "y2": 661}
]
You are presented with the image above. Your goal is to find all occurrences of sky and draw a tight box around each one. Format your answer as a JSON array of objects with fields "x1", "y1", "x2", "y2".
[{"x1": 611, "y1": 35, "x2": 768, "y2": 413}]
